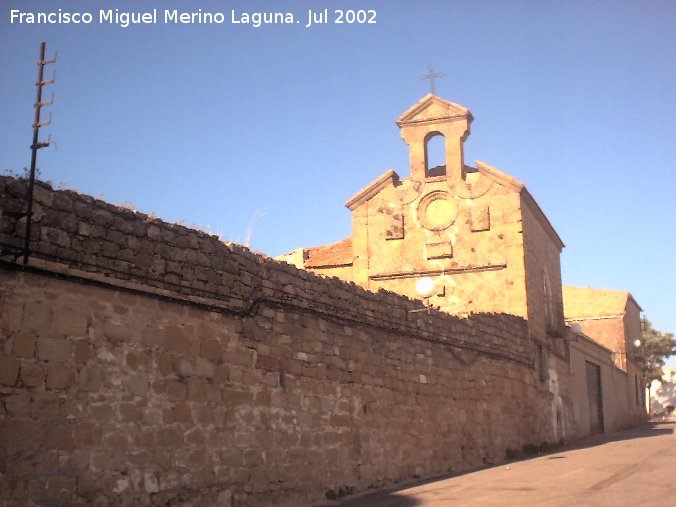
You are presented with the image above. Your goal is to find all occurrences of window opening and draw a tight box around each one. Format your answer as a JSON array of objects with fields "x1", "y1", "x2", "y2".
[
  {"x1": 543, "y1": 270, "x2": 555, "y2": 333},
  {"x1": 425, "y1": 133, "x2": 446, "y2": 177}
]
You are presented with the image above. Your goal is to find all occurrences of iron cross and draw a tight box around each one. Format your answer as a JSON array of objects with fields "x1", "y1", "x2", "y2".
[{"x1": 421, "y1": 65, "x2": 445, "y2": 95}]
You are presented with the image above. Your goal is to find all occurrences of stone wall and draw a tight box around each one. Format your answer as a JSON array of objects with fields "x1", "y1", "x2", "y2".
[
  {"x1": 1, "y1": 177, "x2": 558, "y2": 506},
  {"x1": 520, "y1": 193, "x2": 565, "y2": 342},
  {"x1": 569, "y1": 335, "x2": 646, "y2": 434}
]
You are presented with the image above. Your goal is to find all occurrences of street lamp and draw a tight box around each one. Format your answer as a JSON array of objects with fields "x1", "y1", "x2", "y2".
[{"x1": 410, "y1": 277, "x2": 438, "y2": 314}]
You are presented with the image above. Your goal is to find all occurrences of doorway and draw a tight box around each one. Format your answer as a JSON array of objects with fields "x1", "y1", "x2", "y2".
[{"x1": 586, "y1": 361, "x2": 604, "y2": 434}]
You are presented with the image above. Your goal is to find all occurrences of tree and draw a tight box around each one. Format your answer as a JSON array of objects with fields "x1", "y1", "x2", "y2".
[{"x1": 641, "y1": 319, "x2": 676, "y2": 387}]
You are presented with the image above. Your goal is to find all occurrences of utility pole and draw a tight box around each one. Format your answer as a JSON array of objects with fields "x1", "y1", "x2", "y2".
[{"x1": 23, "y1": 41, "x2": 56, "y2": 265}]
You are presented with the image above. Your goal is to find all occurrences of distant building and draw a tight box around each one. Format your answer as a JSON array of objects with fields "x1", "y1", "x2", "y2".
[
  {"x1": 650, "y1": 367, "x2": 676, "y2": 418},
  {"x1": 563, "y1": 287, "x2": 646, "y2": 432}
]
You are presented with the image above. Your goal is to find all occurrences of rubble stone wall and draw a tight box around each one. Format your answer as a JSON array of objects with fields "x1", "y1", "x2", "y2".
[{"x1": 1, "y1": 177, "x2": 556, "y2": 506}]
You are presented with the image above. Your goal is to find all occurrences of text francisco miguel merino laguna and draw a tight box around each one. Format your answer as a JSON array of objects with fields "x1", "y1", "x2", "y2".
[{"x1": 9, "y1": 8, "x2": 377, "y2": 28}]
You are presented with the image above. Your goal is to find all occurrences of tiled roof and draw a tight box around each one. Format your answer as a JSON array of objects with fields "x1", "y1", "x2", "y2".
[
  {"x1": 305, "y1": 237, "x2": 353, "y2": 268},
  {"x1": 562, "y1": 286, "x2": 634, "y2": 319}
]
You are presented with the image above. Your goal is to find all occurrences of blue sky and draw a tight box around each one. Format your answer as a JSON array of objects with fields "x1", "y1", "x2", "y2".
[{"x1": 2, "y1": 0, "x2": 675, "y2": 364}]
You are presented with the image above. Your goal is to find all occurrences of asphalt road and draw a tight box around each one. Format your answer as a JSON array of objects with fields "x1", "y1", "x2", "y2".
[{"x1": 320, "y1": 422, "x2": 676, "y2": 507}]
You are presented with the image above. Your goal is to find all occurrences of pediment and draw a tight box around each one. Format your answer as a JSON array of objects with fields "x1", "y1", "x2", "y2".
[
  {"x1": 345, "y1": 169, "x2": 400, "y2": 211},
  {"x1": 396, "y1": 94, "x2": 472, "y2": 127}
]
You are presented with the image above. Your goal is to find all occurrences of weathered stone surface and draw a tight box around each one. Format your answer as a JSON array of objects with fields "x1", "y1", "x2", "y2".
[
  {"x1": 1, "y1": 264, "x2": 553, "y2": 507},
  {"x1": 54, "y1": 307, "x2": 88, "y2": 336},
  {"x1": 12, "y1": 333, "x2": 37, "y2": 357},
  {"x1": 45, "y1": 364, "x2": 74, "y2": 389},
  {"x1": 0, "y1": 357, "x2": 19, "y2": 386},
  {"x1": 0, "y1": 173, "x2": 645, "y2": 507},
  {"x1": 22, "y1": 302, "x2": 53, "y2": 333},
  {"x1": 37, "y1": 337, "x2": 72, "y2": 362}
]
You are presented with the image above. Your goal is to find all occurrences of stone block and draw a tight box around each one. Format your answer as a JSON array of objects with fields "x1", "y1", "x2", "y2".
[
  {"x1": 73, "y1": 342, "x2": 91, "y2": 364},
  {"x1": 187, "y1": 378, "x2": 207, "y2": 401},
  {"x1": 0, "y1": 420, "x2": 45, "y2": 448},
  {"x1": 22, "y1": 302, "x2": 53, "y2": 333},
  {"x1": 0, "y1": 357, "x2": 19, "y2": 386},
  {"x1": 89, "y1": 404, "x2": 114, "y2": 420},
  {"x1": 102, "y1": 432, "x2": 130, "y2": 449},
  {"x1": 45, "y1": 476, "x2": 76, "y2": 499},
  {"x1": 166, "y1": 402, "x2": 192, "y2": 424},
  {"x1": 1, "y1": 302, "x2": 22, "y2": 333},
  {"x1": 103, "y1": 320, "x2": 129, "y2": 342},
  {"x1": 185, "y1": 428, "x2": 205, "y2": 446},
  {"x1": 31, "y1": 392, "x2": 59, "y2": 420},
  {"x1": 165, "y1": 380, "x2": 187, "y2": 400},
  {"x1": 20, "y1": 362, "x2": 44, "y2": 388},
  {"x1": 45, "y1": 425, "x2": 75, "y2": 450},
  {"x1": 4, "y1": 395, "x2": 31, "y2": 418},
  {"x1": 222, "y1": 388, "x2": 252, "y2": 406},
  {"x1": 144, "y1": 472, "x2": 159, "y2": 494},
  {"x1": 120, "y1": 403, "x2": 142, "y2": 422},
  {"x1": 254, "y1": 390, "x2": 270, "y2": 406},
  {"x1": 78, "y1": 366, "x2": 102, "y2": 392},
  {"x1": 43, "y1": 226, "x2": 71, "y2": 248},
  {"x1": 175, "y1": 358, "x2": 195, "y2": 377},
  {"x1": 154, "y1": 351, "x2": 174, "y2": 376},
  {"x1": 165, "y1": 325, "x2": 190, "y2": 354},
  {"x1": 126, "y1": 372, "x2": 149, "y2": 396},
  {"x1": 60, "y1": 400, "x2": 83, "y2": 420},
  {"x1": 54, "y1": 308, "x2": 88, "y2": 336},
  {"x1": 206, "y1": 384, "x2": 222, "y2": 403},
  {"x1": 192, "y1": 404, "x2": 214, "y2": 425},
  {"x1": 426, "y1": 241, "x2": 453, "y2": 260},
  {"x1": 37, "y1": 337, "x2": 72, "y2": 362},
  {"x1": 12, "y1": 333, "x2": 37, "y2": 358},
  {"x1": 195, "y1": 357, "x2": 214, "y2": 377},
  {"x1": 227, "y1": 349, "x2": 255, "y2": 367},
  {"x1": 199, "y1": 340, "x2": 223, "y2": 361},
  {"x1": 45, "y1": 364, "x2": 74, "y2": 389},
  {"x1": 256, "y1": 355, "x2": 280, "y2": 372}
]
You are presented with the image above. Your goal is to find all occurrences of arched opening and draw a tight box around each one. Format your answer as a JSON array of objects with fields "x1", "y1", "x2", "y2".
[{"x1": 425, "y1": 132, "x2": 446, "y2": 177}]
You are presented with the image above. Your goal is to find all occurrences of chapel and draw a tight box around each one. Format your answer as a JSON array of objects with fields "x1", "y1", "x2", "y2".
[{"x1": 280, "y1": 94, "x2": 566, "y2": 350}]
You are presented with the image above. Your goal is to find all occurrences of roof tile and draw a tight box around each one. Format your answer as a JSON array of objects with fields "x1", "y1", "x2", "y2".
[{"x1": 305, "y1": 237, "x2": 353, "y2": 268}]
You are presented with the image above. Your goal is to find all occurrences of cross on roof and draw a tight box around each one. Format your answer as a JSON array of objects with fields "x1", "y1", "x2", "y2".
[{"x1": 421, "y1": 65, "x2": 445, "y2": 95}]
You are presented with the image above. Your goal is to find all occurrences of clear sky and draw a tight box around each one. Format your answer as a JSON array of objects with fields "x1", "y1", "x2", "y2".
[{"x1": 2, "y1": 0, "x2": 675, "y2": 364}]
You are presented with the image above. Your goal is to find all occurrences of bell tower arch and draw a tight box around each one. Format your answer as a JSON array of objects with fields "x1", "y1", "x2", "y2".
[{"x1": 396, "y1": 94, "x2": 473, "y2": 182}]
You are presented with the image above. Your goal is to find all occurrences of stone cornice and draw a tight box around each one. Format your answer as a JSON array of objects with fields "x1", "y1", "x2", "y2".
[
  {"x1": 369, "y1": 264, "x2": 507, "y2": 281},
  {"x1": 475, "y1": 160, "x2": 525, "y2": 192},
  {"x1": 396, "y1": 94, "x2": 473, "y2": 127},
  {"x1": 344, "y1": 169, "x2": 399, "y2": 211}
]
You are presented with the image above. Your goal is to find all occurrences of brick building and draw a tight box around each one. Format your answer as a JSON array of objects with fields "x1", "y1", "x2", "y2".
[{"x1": 563, "y1": 286, "x2": 646, "y2": 432}]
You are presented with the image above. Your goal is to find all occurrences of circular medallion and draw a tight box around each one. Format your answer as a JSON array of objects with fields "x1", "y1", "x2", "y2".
[{"x1": 417, "y1": 191, "x2": 458, "y2": 231}]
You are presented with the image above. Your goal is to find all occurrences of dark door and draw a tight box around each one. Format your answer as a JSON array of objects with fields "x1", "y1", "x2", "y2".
[{"x1": 586, "y1": 361, "x2": 604, "y2": 434}]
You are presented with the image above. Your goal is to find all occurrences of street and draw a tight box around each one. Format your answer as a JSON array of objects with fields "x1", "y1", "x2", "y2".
[{"x1": 320, "y1": 422, "x2": 676, "y2": 507}]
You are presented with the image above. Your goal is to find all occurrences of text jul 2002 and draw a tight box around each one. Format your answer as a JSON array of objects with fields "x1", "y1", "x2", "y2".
[{"x1": 9, "y1": 8, "x2": 378, "y2": 29}]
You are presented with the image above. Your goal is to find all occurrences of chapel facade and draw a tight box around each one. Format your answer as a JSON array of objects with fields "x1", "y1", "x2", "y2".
[{"x1": 280, "y1": 94, "x2": 566, "y2": 349}]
